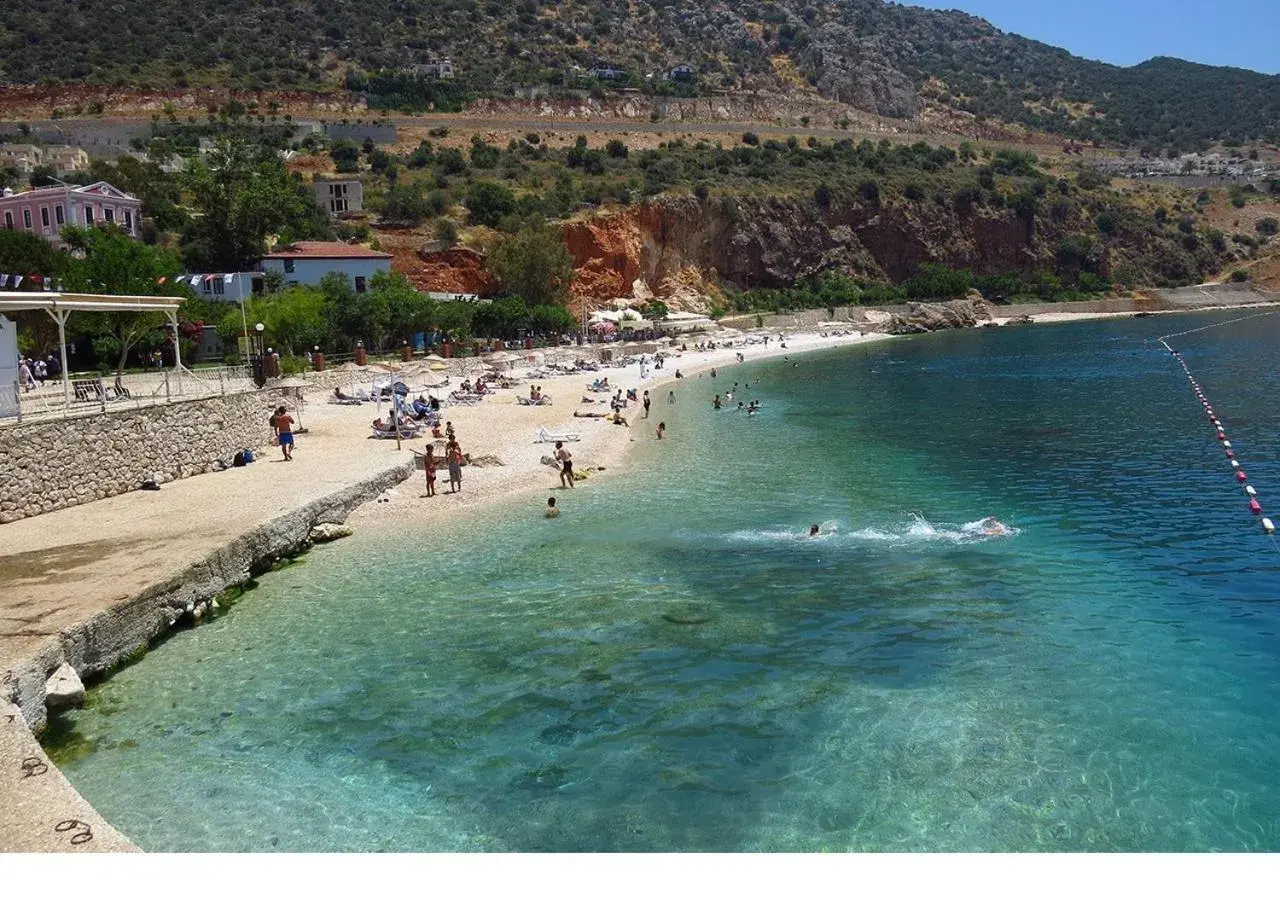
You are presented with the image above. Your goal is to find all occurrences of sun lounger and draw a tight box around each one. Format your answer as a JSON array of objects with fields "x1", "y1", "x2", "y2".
[
  {"x1": 370, "y1": 419, "x2": 423, "y2": 439},
  {"x1": 536, "y1": 427, "x2": 580, "y2": 443}
]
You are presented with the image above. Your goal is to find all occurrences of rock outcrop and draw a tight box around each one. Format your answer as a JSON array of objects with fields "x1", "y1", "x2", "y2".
[
  {"x1": 885, "y1": 299, "x2": 992, "y2": 334},
  {"x1": 309, "y1": 523, "x2": 353, "y2": 543},
  {"x1": 43, "y1": 663, "x2": 84, "y2": 713}
]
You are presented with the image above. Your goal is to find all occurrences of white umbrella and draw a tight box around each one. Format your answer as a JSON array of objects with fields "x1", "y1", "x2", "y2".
[{"x1": 276, "y1": 377, "x2": 309, "y2": 429}]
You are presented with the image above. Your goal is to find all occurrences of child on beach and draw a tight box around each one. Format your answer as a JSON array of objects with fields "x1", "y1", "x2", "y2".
[
  {"x1": 446, "y1": 438, "x2": 463, "y2": 493},
  {"x1": 546, "y1": 497, "x2": 560, "y2": 518},
  {"x1": 555, "y1": 441, "x2": 574, "y2": 489},
  {"x1": 656, "y1": 422, "x2": 666, "y2": 440},
  {"x1": 423, "y1": 445, "x2": 437, "y2": 497}
]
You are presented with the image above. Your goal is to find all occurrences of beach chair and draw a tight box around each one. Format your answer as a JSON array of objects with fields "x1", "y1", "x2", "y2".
[{"x1": 536, "y1": 427, "x2": 581, "y2": 443}]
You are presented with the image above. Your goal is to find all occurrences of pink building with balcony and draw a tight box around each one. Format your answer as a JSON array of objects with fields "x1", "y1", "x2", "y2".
[{"x1": 0, "y1": 181, "x2": 142, "y2": 247}]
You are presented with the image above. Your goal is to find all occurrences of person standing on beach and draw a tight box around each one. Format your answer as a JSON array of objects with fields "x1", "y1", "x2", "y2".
[
  {"x1": 555, "y1": 441, "x2": 575, "y2": 488},
  {"x1": 423, "y1": 445, "x2": 437, "y2": 497},
  {"x1": 446, "y1": 438, "x2": 463, "y2": 493},
  {"x1": 668, "y1": 390, "x2": 675, "y2": 404},
  {"x1": 273, "y1": 406, "x2": 295, "y2": 461},
  {"x1": 643, "y1": 391, "x2": 651, "y2": 418}
]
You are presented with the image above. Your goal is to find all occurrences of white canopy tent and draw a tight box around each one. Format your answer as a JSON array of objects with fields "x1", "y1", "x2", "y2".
[{"x1": 0, "y1": 291, "x2": 184, "y2": 412}]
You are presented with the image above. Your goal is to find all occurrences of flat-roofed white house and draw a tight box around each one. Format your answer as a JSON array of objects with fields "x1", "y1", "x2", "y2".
[
  {"x1": 0, "y1": 181, "x2": 142, "y2": 247},
  {"x1": 260, "y1": 242, "x2": 392, "y2": 293}
]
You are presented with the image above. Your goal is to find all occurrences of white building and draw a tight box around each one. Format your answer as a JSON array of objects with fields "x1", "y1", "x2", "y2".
[
  {"x1": 175, "y1": 272, "x2": 263, "y2": 303},
  {"x1": 260, "y1": 242, "x2": 392, "y2": 293}
]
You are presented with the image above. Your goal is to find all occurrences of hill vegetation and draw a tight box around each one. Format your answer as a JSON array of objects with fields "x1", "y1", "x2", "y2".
[{"x1": 0, "y1": 1, "x2": 1277, "y2": 151}]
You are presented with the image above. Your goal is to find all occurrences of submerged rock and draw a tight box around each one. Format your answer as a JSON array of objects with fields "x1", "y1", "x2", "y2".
[
  {"x1": 310, "y1": 523, "x2": 354, "y2": 543},
  {"x1": 45, "y1": 662, "x2": 85, "y2": 712}
]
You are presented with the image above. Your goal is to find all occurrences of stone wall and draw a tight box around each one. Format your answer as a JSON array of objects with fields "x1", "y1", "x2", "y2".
[{"x1": 1, "y1": 391, "x2": 277, "y2": 523}]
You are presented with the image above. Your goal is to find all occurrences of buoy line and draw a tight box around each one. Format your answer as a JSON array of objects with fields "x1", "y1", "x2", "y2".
[{"x1": 1156, "y1": 310, "x2": 1280, "y2": 550}]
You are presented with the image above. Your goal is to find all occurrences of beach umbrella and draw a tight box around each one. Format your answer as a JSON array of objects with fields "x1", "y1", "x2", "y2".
[{"x1": 275, "y1": 377, "x2": 309, "y2": 429}]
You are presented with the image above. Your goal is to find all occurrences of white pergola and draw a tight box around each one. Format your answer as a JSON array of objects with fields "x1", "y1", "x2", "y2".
[{"x1": 0, "y1": 291, "x2": 184, "y2": 409}]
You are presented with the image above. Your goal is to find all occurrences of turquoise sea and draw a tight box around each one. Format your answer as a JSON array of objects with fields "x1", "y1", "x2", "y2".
[{"x1": 48, "y1": 312, "x2": 1280, "y2": 851}]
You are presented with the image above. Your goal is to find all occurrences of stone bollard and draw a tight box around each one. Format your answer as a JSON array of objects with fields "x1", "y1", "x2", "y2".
[
  {"x1": 355, "y1": 346, "x2": 367, "y2": 366},
  {"x1": 401, "y1": 342, "x2": 413, "y2": 362},
  {"x1": 312, "y1": 351, "x2": 326, "y2": 372},
  {"x1": 442, "y1": 341, "x2": 453, "y2": 359}
]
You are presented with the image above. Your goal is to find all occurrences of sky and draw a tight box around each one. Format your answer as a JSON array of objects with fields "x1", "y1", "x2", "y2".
[{"x1": 909, "y1": 0, "x2": 1280, "y2": 75}]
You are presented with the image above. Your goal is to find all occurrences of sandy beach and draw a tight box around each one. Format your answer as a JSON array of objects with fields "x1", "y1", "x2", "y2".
[{"x1": 341, "y1": 328, "x2": 895, "y2": 530}]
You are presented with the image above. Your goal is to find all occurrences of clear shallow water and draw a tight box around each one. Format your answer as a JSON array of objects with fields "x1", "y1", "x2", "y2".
[{"x1": 49, "y1": 312, "x2": 1280, "y2": 851}]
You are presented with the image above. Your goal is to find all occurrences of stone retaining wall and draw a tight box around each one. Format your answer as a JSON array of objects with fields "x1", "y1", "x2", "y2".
[{"x1": 1, "y1": 391, "x2": 277, "y2": 524}]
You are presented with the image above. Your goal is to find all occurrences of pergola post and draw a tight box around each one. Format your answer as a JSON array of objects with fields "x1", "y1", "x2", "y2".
[
  {"x1": 168, "y1": 310, "x2": 182, "y2": 397},
  {"x1": 46, "y1": 306, "x2": 71, "y2": 410}
]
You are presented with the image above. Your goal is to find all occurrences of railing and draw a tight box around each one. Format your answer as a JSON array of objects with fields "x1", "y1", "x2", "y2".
[{"x1": 3, "y1": 364, "x2": 256, "y2": 425}]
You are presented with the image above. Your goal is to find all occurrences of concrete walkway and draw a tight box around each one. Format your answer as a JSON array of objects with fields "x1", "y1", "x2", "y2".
[{"x1": 0, "y1": 699, "x2": 135, "y2": 852}]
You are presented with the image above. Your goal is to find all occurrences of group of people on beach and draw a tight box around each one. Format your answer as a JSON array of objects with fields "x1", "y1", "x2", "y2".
[{"x1": 420, "y1": 421, "x2": 465, "y2": 497}]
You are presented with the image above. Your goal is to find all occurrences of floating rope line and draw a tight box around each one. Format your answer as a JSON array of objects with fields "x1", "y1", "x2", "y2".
[{"x1": 1156, "y1": 310, "x2": 1280, "y2": 550}]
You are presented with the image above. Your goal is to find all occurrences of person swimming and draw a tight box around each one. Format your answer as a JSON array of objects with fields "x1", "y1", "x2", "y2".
[
  {"x1": 808, "y1": 524, "x2": 820, "y2": 537},
  {"x1": 977, "y1": 516, "x2": 1011, "y2": 537}
]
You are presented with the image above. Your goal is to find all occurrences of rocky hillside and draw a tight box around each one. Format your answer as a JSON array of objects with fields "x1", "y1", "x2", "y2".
[
  {"x1": 1, "y1": 0, "x2": 1276, "y2": 150},
  {"x1": 419, "y1": 186, "x2": 1244, "y2": 315}
]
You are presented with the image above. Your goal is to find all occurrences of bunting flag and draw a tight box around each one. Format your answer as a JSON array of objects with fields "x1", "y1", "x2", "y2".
[
  {"x1": 0, "y1": 274, "x2": 8, "y2": 289},
  {"x1": 157, "y1": 276, "x2": 167, "y2": 285},
  {"x1": 189, "y1": 275, "x2": 201, "y2": 287},
  {"x1": 204, "y1": 274, "x2": 216, "y2": 284},
  {"x1": 223, "y1": 273, "x2": 234, "y2": 284},
  {"x1": 12, "y1": 275, "x2": 22, "y2": 289}
]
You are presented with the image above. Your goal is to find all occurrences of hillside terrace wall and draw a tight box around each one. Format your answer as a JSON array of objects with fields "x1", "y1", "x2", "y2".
[{"x1": 1, "y1": 391, "x2": 277, "y2": 523}]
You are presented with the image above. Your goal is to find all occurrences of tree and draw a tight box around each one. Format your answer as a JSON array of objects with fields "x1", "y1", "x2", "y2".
[
  {"x1": 29, "y1": 165, "x2": 58, "y2": 188},
  {"x1": 182, "y1": 136, "x2": 333, "y2": 270},
  {"x1": 380, "y1": 183, "x2": 432, "y2": 224},
  {"x1": 330, "y1": 140, "x2": 360, "y2": 172},
  {"x1": 319, "y1": 272, "x2": 389, "y2": 349},
  {"x1": 488, "y1": 223, "x2": 574, "y2": 306},
  {"x1": 372, "y1": 271, "x2": 434, "y2": 342},
  {"x1": 465, "y1": 181, "x2": 516, "y2": 227},
  {"x1": 266, "y1": 288, "x2": 329, "y2": 356},
  {"x1": 60, "y1": 226, "x2": 188, "y2": 373},
  {"x1": 0, "y1": 228, "x2": 67, "y2": 285}
]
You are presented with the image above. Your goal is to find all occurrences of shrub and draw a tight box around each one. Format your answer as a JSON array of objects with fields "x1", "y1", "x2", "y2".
[
  {"x1": 1230, "y1": 269, "x2": 1250, "y2": 282},
  {"x1": 742, "y1": 132, "x2": 759, "y2": 146},
  {"x1": 465, "y1": 181, "x2": 516, "y2": 227},
  {"x1": 1256, "y1": 217, "x2": 1279, "y2": 236},
  {"x1": 857, "y1": 179, "x2": 880, "y2": 203},
  {"x1": 605, "y1": 139, "x2": 628, "y2": 159}
]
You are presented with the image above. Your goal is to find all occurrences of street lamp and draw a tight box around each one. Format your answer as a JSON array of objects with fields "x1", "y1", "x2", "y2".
[{"x1": 252, "y1": 322, "x2": 266, "y2": 387}]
